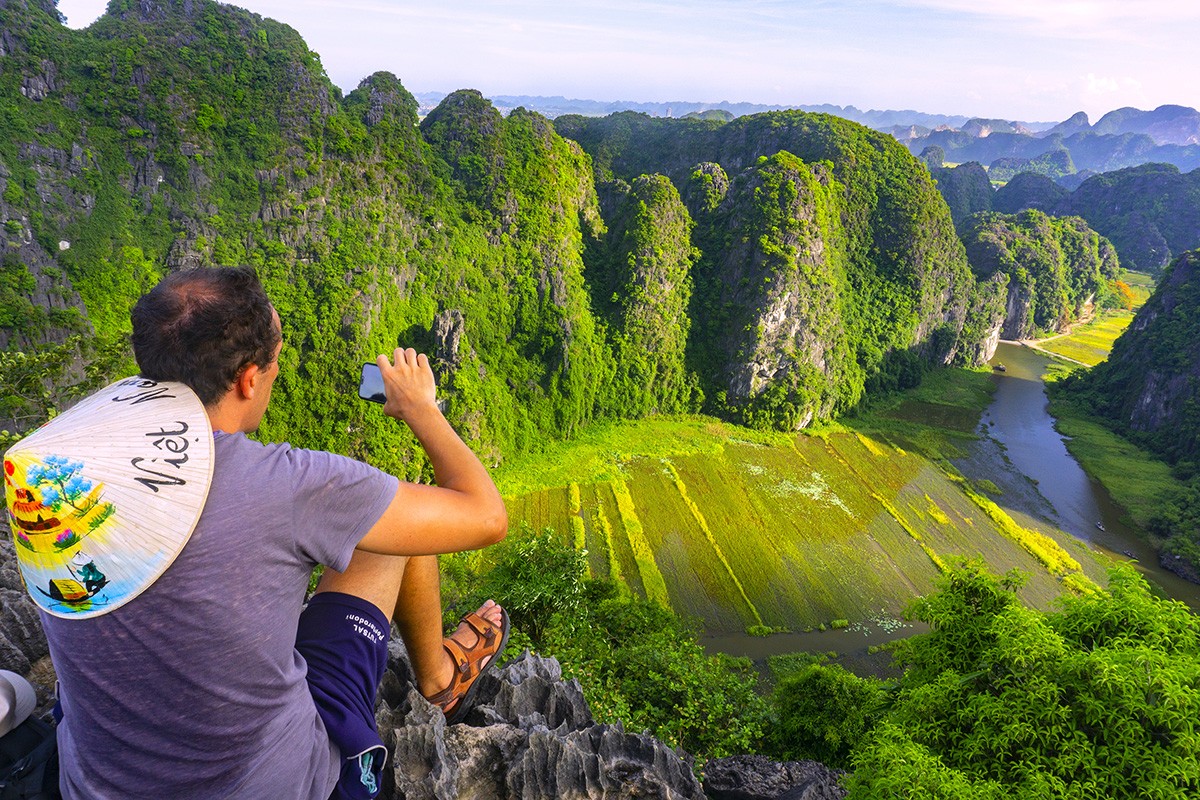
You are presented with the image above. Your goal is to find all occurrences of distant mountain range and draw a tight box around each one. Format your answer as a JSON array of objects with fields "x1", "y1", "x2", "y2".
[
  {"x1": 412, "y1": 92, "x2": 1020, "y2": 132},
  {"x1": 413, "y1": 93, "x2": 1200, "y2": 178},
  {"x1": 901, "y1": 105, "x2": 1200, "y2": 176}
]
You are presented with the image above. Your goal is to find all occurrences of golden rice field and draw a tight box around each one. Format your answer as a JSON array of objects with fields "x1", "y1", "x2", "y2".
[
  {"x1": 1038, "y1": 313, "x2": 1137, "y2": 366},
  {"x1": 1037, "y1": 272, "x2": 1155, "y2": 367},
  {"x1": 496, "y1": 388, "x2": 1110, "y2": 635}
]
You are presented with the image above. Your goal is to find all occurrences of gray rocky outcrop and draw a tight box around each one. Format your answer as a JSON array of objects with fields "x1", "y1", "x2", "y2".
[
  {"x1": 702, "y1": 755, "x2": 847, "y2": 800},
  {"x1": 375, "y1": 648, "x2": 705, "y2": 799},
  {"x1": 0, "y1": 522, "x2": 55, "y2": 710},
  {"x1": 432, "y1": 309, "x2": 467, "y2": 369}
]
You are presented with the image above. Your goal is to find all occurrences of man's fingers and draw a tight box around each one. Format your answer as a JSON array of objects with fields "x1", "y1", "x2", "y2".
[
  {"x1": 383, "y1": 348, "x2": 421, "y2": 369},
  {"x1": 379, "y1": 348, "x2": 433, "y2": 377}
]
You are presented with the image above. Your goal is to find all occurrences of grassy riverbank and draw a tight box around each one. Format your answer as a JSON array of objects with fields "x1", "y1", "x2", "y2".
[
  {"x1": 1045, "y1": 395, "x2": 1178, "y2": 532},
  {"x1": 495, "y1": 368, "x2": 1108, "y2": 638}
]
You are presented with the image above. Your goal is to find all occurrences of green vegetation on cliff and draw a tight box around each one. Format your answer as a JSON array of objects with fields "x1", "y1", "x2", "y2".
[
  {"x1": 986, "y1": 147, "x2": 1076, "y2": 184},
  {"x1": 560, "y1": 109, "x2": 981, "y2": 426},
  {"x1": 961, "y1": 210, "x2": 1120, "y2": 339},
  {"x1": 0, "y1": 1, "x2": 610, "y2": 468},
  {"x1": 588, "y1": 174, "x2": 701, "y2": 416},
  {"x1": 1, "y1": 0, "x2": 1002, "y2": 465},
  {"x1": 990, "y1": 164, "x2": 1200, "y2": 276},
  {"x1": 930, "y1": 162, "x2": 993, "y2": 230}
]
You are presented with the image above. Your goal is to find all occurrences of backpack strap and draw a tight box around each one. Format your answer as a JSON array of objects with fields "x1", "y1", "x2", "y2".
[{"x1": 0, "y1": 718, "x2": 59, "y2": 800}]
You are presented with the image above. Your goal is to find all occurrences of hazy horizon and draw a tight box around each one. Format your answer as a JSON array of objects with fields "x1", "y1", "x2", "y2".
[{"x1": 52, "y1": 0, "x2": 1200, "y2": 124}]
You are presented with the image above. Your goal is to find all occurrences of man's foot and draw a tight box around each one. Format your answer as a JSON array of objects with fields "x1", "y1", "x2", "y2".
[{"x1": 423, "y1": 600, "x2": 509, "y2": 724}]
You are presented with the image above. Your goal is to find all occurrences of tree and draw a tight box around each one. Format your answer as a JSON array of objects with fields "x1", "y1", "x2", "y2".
[{"x1": 771, "y1": 663, "x2": 886, "y2": 767}]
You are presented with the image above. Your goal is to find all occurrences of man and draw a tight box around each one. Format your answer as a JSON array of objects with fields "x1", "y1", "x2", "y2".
[{"x1": 39, "y1": 266, "x2": 509, "y2": 799}]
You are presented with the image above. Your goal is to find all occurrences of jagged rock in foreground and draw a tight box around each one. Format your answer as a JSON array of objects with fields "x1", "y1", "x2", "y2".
[
  {"x1": 374, "y1": 643, "x2": 848, "y2": 800},
  {"x1": 375, "y1": 647, "x2": 705, "y2": 799},
  {"x1": 702, "y1": 755, "x2": 847, "y2": 800},
  {"x1": 0, "y1": 530, "x2": 50, "y2": 677}
]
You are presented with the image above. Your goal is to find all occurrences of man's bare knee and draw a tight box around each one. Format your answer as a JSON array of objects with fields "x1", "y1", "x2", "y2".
[{"x1": 314, "y1": 549, "x2": 411, "y2": 619}]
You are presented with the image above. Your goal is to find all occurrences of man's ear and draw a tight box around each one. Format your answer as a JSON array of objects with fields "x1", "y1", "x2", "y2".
[{"x1": 235, "y1": 363, "x2": 261, "y2": 400}]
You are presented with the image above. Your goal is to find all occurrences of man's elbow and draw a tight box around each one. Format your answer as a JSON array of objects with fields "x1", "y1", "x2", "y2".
[{"x1": 484, "y1": 501, "x2": 508, "y2": 545}]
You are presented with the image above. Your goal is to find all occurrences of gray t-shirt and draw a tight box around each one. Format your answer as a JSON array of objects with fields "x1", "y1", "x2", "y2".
[{"x1": 40, "y1": 432, "x2": 399, "y2": 799}]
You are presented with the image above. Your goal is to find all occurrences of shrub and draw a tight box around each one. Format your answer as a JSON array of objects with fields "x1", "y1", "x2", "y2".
[
  {"x1": 847, "y1": 563, "x2": 1200, "y2": 798},
  {"x1": 770, "y1": 663, "x2": 886, "y2": 767}
]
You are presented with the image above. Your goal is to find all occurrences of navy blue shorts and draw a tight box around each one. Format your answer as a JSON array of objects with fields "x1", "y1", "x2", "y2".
[{"x1": 296, "y1": 592, "x2": 391, "y2": 800}]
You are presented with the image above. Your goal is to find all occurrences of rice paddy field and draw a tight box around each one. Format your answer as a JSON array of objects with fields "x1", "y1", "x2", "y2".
[
  {"x1": 1037, "y1": 271, "x2": 1155, "y2": 367},
  {"x1": 495, "y1": 371, "x2": 1111, "y2": 636},
  {"x1": 1037, "y1": 314, "x2": 1136, "y2": 366}
]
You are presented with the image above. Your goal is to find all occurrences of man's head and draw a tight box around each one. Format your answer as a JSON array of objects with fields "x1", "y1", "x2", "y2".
[{"x1": 132, "y1": 267, "x2": 282, "y2": 408}]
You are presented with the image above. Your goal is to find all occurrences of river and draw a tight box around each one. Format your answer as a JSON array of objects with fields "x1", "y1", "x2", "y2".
[{"x1": 981, "y1": 341, "x2": 1200, "y2": 609}]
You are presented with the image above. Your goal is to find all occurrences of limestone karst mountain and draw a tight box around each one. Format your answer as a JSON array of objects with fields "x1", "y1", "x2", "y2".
[{"x1": 0, "y1": 0, "x2": 1005, "y2": 453}]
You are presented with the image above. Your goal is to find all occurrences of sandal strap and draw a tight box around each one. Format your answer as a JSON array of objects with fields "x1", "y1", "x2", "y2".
[
  {"x1": 422, "y1": 610, "x2": 505, "y2": 714},
  {"x1": 426, "y1": 640, "x2": 470, "y2": 708},
  {"x1": 461, "y1": 612, "x2": 499, "y2": 647},
  {"x1": 444, "y1": 637, "x2": 473, "y2": 677},
  {"x1": 425, "y1": 681, "x2": 458, "y2": 708}
]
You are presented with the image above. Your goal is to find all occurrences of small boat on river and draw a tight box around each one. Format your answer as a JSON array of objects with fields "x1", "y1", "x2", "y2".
[
  {"x1": 1096, "y1": 521, "x2": 1106, "y2": 532},
  {"x1": 993, "y1": 364, "x2": 1006, "y2": 372}
]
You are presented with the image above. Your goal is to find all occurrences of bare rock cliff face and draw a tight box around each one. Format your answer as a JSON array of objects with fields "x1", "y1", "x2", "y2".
[
  {"x1": 959, "y1": 271, "x2": 1009, "y2": 364},
  {"x1": 1001, "y1": 279, "x2": 1034, "y2": 341}
]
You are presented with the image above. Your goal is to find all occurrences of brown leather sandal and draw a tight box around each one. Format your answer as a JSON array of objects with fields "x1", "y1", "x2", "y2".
[{"x1": 426, "y1": 608, "x2": 510, "y2": 724}]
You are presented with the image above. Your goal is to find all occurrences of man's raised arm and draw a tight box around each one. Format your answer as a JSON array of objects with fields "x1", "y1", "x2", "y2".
[{"x1": 356, "y1": 347, "x2": 508, "y2": 556}]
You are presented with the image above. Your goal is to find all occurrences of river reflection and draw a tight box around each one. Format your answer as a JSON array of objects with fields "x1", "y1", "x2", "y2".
[{"x1": 984, "y1": 343, "x2": 1104, "y2": 541}]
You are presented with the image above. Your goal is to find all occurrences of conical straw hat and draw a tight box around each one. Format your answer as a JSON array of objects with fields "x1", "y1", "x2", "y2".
[{"x1": 3, "y1": 377, "x2": 213, "y2": 619}]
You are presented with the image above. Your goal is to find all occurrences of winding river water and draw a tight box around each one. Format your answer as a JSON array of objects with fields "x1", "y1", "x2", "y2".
[{"x1": 984, "y1": 341, "x2": 1200, "y2": 609}]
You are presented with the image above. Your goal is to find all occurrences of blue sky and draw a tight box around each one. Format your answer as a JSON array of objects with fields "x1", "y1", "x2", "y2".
[{"x1": 55, "y1": 0, "x2": 1199, "y2": 123}]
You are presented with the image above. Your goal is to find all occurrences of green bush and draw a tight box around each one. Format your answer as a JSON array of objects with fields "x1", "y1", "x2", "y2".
[
  {"x1": 548, "y1": 590, "x2": 768, "y2": 759},
  {"x1": 472, "y1": 523, "x2": 588, "y2": 643},
  {"x1": 770, "y1": 663, "x2": 886, "y2": 767},
  {"x1": 846, "y1": 562, "x2": 1200, "y2": 799},
  {"x1": 443, "y1": 524, "x2": 768, "y2": 761}
]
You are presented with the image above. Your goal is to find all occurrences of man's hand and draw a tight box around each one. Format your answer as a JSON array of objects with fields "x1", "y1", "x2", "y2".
[
  {"x1": 358, "y1": 347, "x2": 508, "y2": 556},
  {"x1": 377, "y1": 348, "x2": 438, "y2": 423}
]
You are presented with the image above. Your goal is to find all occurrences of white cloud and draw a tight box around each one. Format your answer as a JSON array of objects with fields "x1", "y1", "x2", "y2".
[
  {"x1": 1082, "y1": 73, "x2": 1143, "y2": 103},
  {"x1": 1085, "y1": 73, "x2": 1120, "y2": 94}
]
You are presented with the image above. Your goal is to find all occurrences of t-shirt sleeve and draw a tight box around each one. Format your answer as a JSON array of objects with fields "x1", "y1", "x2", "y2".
[{"x1": 283, "y1": 447, "x2": 399, "y2": 572}]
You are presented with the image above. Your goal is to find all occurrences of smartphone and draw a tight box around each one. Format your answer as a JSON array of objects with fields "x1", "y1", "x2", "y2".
[{"x1": 358, "y1": 362, "x2": 387, "y2": 404}]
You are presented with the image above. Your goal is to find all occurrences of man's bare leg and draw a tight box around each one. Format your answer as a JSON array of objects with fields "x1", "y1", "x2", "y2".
[{"x1": 314, "y1": 549, "x2": 504, "y2": 699}]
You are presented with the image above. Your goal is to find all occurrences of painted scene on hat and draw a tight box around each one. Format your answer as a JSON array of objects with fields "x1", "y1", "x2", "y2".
[{"x1": 2, "y1": 378, "x2": 214, "y2": 618}]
